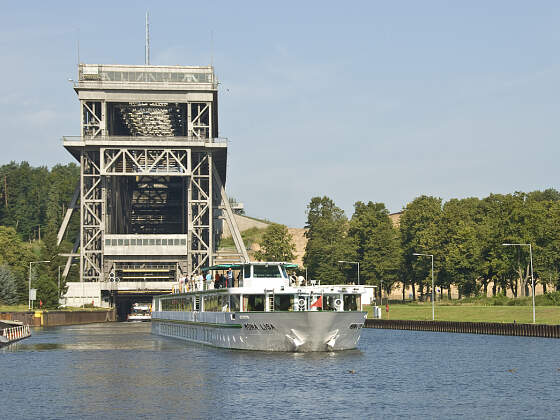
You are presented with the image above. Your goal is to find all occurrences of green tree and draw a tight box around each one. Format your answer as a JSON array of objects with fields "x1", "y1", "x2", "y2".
[
  {"x1": 348, "y1": 201, "x2": 401, "y2": 295},
  {"x1": 35, "y1": 273, "x2": 59, "y2": 308},
  {"x1": 0, "y1": 265, "x2": 19, "y2": 305},
  {"x1": 399, "y1": 196, "x2": 443, "y2": 301},
  {"x1": 303, "y1": 196, "x2": 351, "y2": 284},
  {"x1": 254, "y1": 223, "x2": 296, "y2": 262},
  {"x1": 438, "y1": 198, "x2": 483, "y2": 297},
  {"x1": 0, "y1": 226, "x2": 35, "y2": 302},
  {"x1": 0, "y1": 161, "x2": 79, "y2": 241}
]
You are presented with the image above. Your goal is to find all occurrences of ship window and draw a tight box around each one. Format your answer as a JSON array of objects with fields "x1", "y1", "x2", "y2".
[
  {"x1": 230, "y1": 294, "x2": 240, "y2": 312},
  {"x1": 143, "y1": 239, "x2": 149, "y2": 245},
  {"x1": 162, "y1": 239, "x2": 167, "y2": 245},
  {"x1": 204, "y1": 295, "x2": 218, "y2": 312},
  {"x1": 323, "y1": 295, "x2": 339, "y2": 311},
  {"x1": 156, "y1": 239, "x2": 161, "y2": 245},
  {"x1": 105, "y1": 239, "x2": 111, "y2": 246},
  {"x1": 253, "y1": 265, "x2": 282, "y2": 278},
  {"x1": 112, "y1": 239, "x2": 118, "y2": 246},
  {"x1": 118, "y1": 239, "x2": 123, "y2": 246},
  {"x1": 243, "y1": 265, "x2": 251, "y2": 278},
  {"x1": 130, "y1": 239, "x2": 136, "y2": 246},
  {"x1": 247, "y1": 295, "x2": 265, "y2": 311},
  {"x1": 343, "y1": 294, "x2": 360, "y2": 311},
  {"x1": 274, "y1": 294, "x2": 293, "y2": 311},
  {"x1": 124, "y1": 239, "x2": 129, "y2": 246},
  {"x1": 174, "y1": 239, "x2": 180, "y2": 245},
  {"x1": 180, "y1": 239, "x2": 186, "y2": 245}
]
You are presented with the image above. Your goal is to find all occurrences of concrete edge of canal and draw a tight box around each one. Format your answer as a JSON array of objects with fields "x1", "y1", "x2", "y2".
[
  {"x1": 0, "y1": 310, "x2": 116, "y2": 327},
  {"x1": 364, "y1": 318, "x2": 560, "y2": 338}
]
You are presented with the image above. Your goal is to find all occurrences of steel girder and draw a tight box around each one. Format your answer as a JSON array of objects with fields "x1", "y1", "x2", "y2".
[
  {"x1": 188, "y1": 152, "x2": 213, "y2": 275},
  {"x1": 188, "y1": 102, "x2": 211, "y2": 139},
  {"x1": 80, "y1": 150, "x2": 104, "y2": 282},
  {"x1": 101, "y1": 148, "x2": 190, "y2": 176},
  {"x1": 82, "y1": 101, "x2": 105, "y2": 138}
]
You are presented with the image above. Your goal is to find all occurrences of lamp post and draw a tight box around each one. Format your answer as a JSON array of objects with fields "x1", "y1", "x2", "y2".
[
  {"x1": 338, "y1": 261, "x2": 360, "y2": 285},
  {"x1": 413, "y1": 253, "x2": 434, "y2": 321},
  {"x1": 29, "y1": 260, "x2": 50, "y2": 309},
  {"x1": 503, "y1": 243, "x2": 535, "y2": 324}
]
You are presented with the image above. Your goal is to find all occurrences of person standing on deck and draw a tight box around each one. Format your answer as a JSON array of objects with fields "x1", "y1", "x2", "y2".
[
  {"x1": 227, "y1": 268, "x2": 233, "y2": 288},
  {"x1": 206, "y1": 271, "x2": 214, "y2": 290},
  {"x1": 197, "y1": 271, "x2": 204, "y2": 291}
]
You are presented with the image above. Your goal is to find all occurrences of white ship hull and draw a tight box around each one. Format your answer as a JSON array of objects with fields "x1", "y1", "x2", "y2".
[{"x1": 152, "y1": 310, "x2": 366, "y2": 352}]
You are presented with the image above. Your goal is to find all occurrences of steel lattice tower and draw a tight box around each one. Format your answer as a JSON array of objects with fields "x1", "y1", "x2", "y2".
[{"x1": 58, "y1": 64, "x2": 247, "y2": 310}]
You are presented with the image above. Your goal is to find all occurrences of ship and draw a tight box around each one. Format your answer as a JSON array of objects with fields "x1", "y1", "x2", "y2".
[
  {"x1": 151, "y1": 262, "x2": 367, "y2": 352},
  {"x1": 127, "y1": 302, "x2": 152, "y2": 322}
]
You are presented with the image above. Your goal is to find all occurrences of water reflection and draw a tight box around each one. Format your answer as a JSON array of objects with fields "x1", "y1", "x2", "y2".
[{"x1": 2, "y1": 323, "x2": 560, "y2": 419}]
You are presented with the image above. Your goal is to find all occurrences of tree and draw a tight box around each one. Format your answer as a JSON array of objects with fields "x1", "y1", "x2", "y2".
[
  {"x1": 348, "y1": 201, "x2": 401, "y2": 295},
  {"x1": 438, "y1": 198, "x2": 483, "y2": 297},
  {"x1": 35, "y1": 273, "x2": 59, "y2": 308},
  {"x1": 303, "y1": 196, "x2": 351, "y2": 284},
  {"x1": 399, "y1": 196, "x2": 443, "y2": 300},
  {"x1": 0, "y1": 265, "x2": 19, "y2": 305},
  {"x1": 0, "y1": 226, "x2": 35, "y2": 302},
  {"x1": 254, "y1": 223, "x2": 296, "y2": 262}
]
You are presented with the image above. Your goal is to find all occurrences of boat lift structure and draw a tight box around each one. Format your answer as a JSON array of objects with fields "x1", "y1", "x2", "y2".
[{"x1": 57, "y1": 63, "x2": 248, "y2": 312}]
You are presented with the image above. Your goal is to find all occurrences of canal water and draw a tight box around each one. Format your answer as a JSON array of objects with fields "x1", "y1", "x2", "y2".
[{"x1": 2, "y1": 323, "x2": 559, "y2": 419}]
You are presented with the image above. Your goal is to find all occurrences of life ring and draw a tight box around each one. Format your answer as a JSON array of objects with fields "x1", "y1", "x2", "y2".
[
  {"x1": 335, "y1": 299, "x2": 342, "y2": 307},
  {"x1": 298, "y1": 298, "x2": 306, "y2": 307}
]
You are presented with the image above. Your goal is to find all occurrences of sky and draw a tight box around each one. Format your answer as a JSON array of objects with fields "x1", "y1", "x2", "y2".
[{"x1": 1, "y1": 1, "x2": 559, "y2": 227}]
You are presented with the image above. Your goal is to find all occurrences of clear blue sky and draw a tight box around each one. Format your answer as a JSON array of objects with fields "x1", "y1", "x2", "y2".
[{"x1": 1, "y1": 1, "x2": 559, "y2": 227}]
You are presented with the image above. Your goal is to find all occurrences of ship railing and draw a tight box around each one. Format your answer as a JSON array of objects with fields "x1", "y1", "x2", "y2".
[{"x1": 1, "y1": 325, "x2": 31, "y2": 341}]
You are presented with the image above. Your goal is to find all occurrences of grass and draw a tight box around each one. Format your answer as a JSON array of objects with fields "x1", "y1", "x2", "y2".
[
  {"x1": 0, "y1": 304, "x2": 109, "y2": 312},
  {"x1": 366, "y1": 303, "x2": 560, "y2": 325},
  {"x1": 0, "y1": 304, "x2": 29, "y2": 312}
]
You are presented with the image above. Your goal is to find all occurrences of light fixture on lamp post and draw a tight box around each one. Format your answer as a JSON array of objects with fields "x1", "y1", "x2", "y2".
[
  {"x1": 503, "y1": 243, "x2": 535, "y2": 324},
  {"x1": 413, "y1": 253, "x2": 435, "y2": 321}
]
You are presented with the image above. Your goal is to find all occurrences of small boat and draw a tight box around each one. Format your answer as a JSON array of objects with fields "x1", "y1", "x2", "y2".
[
  {"x1": 151, "y1": 262, "x2": 367, "y2": 352},
  {"x1": 127, "y1": 302, "x2": 152, "y2": 322}
]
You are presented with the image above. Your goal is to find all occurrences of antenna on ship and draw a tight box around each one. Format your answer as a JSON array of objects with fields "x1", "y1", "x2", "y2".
[{"x1": 145, "y1": 11, "x2": 150, "y2": 65}]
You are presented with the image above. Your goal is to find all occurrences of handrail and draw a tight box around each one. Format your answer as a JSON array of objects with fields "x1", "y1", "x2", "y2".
[
  {"x1": 62, "y1": 136, "x2": 228, "y2": 143},
  {"x1": 1, "y1": 325, "x2": 31, "y2": 342}
]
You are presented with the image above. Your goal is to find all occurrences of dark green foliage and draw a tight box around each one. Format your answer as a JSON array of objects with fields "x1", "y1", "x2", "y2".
[
  {"x1": 348, "y1": 201, "x2": 401, "y2": 292},
  {"x1": 35, "y1": 273, "x2": 59, "y2": 308},
  {"x1": 0, "y1": 162, "x2": 80, "y2": 242},
  {"x1": 303, "y1": 196, "x2": 352, "y2": 284},
  {"x1": 0, "y1": 162, "x2": 79, "y2": 303},
  {"x1": 302, "y1": 189, "x2": 560, "y2": 300},
  {"x1": 0, "y1": 265, "x2": 19, "y2": 305},
  {"x1": 399, "y1": 196, "x2": 443, "y2": 300},
  {"x1": 0, "y1": 226, "x2": 35, "y2": 302},
  {"x1": 254, "y1": 224, "x2": 296, "y2": 262}
]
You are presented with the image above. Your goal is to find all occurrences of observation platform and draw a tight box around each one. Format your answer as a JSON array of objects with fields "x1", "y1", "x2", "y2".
[
  {"x1": 62, "y1": 136, "x2": 228, "y2": 181},
  {"x1": 75, "y1": 64, "x2": 217, "y2": 91}
]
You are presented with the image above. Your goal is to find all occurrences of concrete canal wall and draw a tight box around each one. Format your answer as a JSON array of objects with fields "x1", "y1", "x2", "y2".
[
  {"x1": 0, "y1": 310, "x2": 116, "y2": 327},
  {"x1": 364, "y1": 319, "x2": 560, "y2": 338}
]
